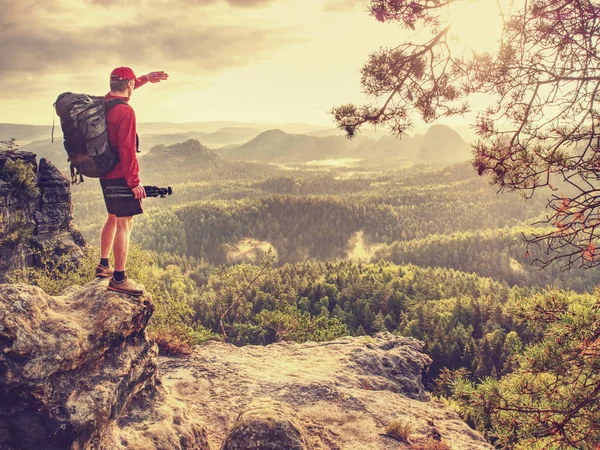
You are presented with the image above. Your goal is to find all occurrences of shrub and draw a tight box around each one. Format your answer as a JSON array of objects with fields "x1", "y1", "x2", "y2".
[
  {"x1": 148, "y1": 329, "x2": 194, "y2": 356},
  {"x1": 0, "y1": 158, "x2": 39, "y2": 199},
  {"x1": 7, "y1": 246, "x2": 97, "y2": 295},
  {"x1": 385, "y1": 418, "x2": 413, "y2": 443}
]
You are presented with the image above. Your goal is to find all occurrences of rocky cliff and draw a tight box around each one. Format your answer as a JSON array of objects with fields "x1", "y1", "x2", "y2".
[
  {"x1": 0, "y1": 150, "x2": 86, "y2": 281},
  {"x1": 0, "y1": 279, "x2": 209, "y2": 450},
  {"x1": 0, "y1": 275, "x2": 491, "y2": 449},
  {"x1": 0, "y1": 277, "x2": 491, "y2": 450},
  {"x1": 161, "y1": 334, "x2": 492, "y2": 450}
]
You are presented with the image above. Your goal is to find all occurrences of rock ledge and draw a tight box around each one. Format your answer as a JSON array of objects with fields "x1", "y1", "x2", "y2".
[{"x1": 0, "y1": 278, "x2": 209, "y2": 450}]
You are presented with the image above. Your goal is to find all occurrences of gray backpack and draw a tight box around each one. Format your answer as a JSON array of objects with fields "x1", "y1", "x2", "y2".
[{"x1": 54, "y1": 93, "x2": 126, "y2": 183}]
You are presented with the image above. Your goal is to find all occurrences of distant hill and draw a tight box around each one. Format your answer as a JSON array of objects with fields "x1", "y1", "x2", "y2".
[
  {"x1": 136, "y1": 121, "x2": 327, "y2": 135},
  {"x1": 378, "y1": 134, "x2": 422, "y2": 160},
  {"x1": 190, "y1": 127, "x2": 262, "y2": 148},
  {"x1": 219, "y1": 129, "x2": 359, "y2": 161},
  {"x1": 276, "y1": 122, "x2": 329, "y2": 134},
  {"x1": 143, "y1": 139, "x2": 220, "y2": 164},
  {"x1": 0, "y1": 124, "x2": 52, "y2": 144},
  {"x1": 219, "y1": 129, "x2": 419, "y2": 162},
  {"x1": 136, "y1": 121, "x2": 256, "y2": 135},
  {"x1": 1, "y1": 120, "x2": 327, "y2": 144},
  {"x1": 417, "y1": 124, "x2": 472, "y2": 162},
  {"x1": 307, "y1": 127, "x2": 394, "y2": 140},
  {"x1": 140, "y1": 139, "x2": 222, "y2": 180},
  {"x1": 139, "y1": 127, "x2": 261, "y2": 151},
  {"x1": 14, "y1": 123, "x2": 473, "y2": 168},
  {"x1": 139, "y1": 133, "x2": 201, "y2": 152}
]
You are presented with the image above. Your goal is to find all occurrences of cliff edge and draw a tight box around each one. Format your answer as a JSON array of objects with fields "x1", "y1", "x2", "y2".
[
  {"x1": 0, "y1": 150, "x2": 86, "y2": 282},
  {"x1": 161, "y1": 334, "x2": 492, "y2": 449},
  {"x1": 0, "y1": 277, "x2": 492, "y2": 449},
  {"x1": 0, "y1": 279, "x2": 210, "y2": 450}
]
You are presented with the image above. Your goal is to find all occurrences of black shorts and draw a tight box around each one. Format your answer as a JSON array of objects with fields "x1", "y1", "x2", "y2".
[{"x1": 100, "y1": 178, "x2": 143, "y2": 217}]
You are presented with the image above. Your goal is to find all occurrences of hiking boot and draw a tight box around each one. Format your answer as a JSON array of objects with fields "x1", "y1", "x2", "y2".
[
  {"x1": 107, "y1": 276, "x2": 144, "y2": 297},
  {"x1": 95, "y1": 264, "x2": 114, "y2": 278}
]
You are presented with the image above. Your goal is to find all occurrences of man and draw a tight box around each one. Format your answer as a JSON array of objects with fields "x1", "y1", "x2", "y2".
[{"x1": 95, "y1": 66, "x2": 168, "y2": 296}]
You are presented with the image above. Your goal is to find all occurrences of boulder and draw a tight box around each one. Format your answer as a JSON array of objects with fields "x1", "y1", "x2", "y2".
[
  {"x1": 349, "y1": 332, "x2": 432, "y2": 401},
  {"x1": 221, "y1": 399, "x2": 314, "y2": 450},
  {"x1": 108, "y1": 382, "x2": 211, "y2": 450}
]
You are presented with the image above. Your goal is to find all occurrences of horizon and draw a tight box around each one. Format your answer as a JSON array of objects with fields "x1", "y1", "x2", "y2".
[{"x1": 0, "y1": 119, "x2": 480, "y2": 144}]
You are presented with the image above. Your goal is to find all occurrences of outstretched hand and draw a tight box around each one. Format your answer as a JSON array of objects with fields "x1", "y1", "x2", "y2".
[{"x1": 145, "y1": 71, "x2": 169, "y2": 83}]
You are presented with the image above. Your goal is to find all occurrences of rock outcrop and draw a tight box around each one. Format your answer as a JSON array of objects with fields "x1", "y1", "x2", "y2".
[
  {"x1": 0, "y1": 278, "x2": 209, "y2": 450},
  {"x1": 417, "y1": 124, "x2": 472, "y2": 163},
  {"x1": 0, "y1": 150, "x2": 86, "y2": 282},
  {"x1": 161, "y1": 333, "x2": 492, "y2": 450},
  {"x1": 0, "y1": 273, "x2": 491, "y2": 449},
  {"x1": 221, "y1": 399, "x2": 314, "y2": 450}
]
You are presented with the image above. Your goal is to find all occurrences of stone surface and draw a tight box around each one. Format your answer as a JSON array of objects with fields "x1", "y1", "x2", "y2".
[
  {"x1": 108, "y1": 382, "x2": 211, "y2": 450},
  {"x1": 0, "y1": 151, "x2": 86, "y2": 281},
  {"x1": 160, "y1": 333, "x2": 493, "y2": 450},
  {"x1": 221, "y1": 399, "x2": 314, "y2": 450},
  {"x1": 0, "y1": 278, "x2": 210, "y2": 450}
]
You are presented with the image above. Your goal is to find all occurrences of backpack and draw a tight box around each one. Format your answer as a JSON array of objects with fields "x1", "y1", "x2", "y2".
[{"x1": 54, "y1": 93, "x2": 127, "y2": 183}]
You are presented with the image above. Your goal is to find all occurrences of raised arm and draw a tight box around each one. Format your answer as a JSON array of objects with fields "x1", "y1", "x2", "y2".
[{"x1": 134, "y1": 71, "x2": 169, "y2": 89}]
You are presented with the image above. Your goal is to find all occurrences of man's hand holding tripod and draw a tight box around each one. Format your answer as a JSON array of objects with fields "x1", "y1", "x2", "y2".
[{"x1": 132, "y1": 185, "x2": 147, "y2": 199}]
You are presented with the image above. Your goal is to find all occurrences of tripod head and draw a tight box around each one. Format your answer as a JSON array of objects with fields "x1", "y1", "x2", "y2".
[{"x1": 144, "y1": 186, "x2": 172, "y2": 198}]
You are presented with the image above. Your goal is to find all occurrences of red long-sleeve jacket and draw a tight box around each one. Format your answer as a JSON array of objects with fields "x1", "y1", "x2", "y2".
[{"x1": 102, "y1": 76, "x2": 148, "y2": 188}]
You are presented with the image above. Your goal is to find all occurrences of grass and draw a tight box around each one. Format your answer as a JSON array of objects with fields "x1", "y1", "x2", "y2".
[{"x1": 385, "y1": 418, "x2": 413, "y2": 443}]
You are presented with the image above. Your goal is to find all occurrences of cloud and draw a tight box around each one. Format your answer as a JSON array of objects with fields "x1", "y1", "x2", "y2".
[
  {"x1": 346, "y1": 230, "x2": 382, "y2": 262},
  {"x1": 225, "y1": 238, "x2": 277, "y2": 264},
  {"x1": 0, "y1": 1, "x2": 292, "y2": 93},
  {"x1": 88, "y1": 0, "x2": 275, "y2": 7},
  {"x1": 324, "y1": 0, "x2": 368, "y2": 13}
]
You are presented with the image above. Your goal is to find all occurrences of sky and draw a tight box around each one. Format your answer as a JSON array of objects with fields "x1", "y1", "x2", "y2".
[{"x1": 0, "y1": 0, "x2": 502, "y2": 128}]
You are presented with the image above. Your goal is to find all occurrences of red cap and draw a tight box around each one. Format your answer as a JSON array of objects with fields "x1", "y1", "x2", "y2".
[{"x1": 110, "y1": 66, "x2": 136, "y2": 81}]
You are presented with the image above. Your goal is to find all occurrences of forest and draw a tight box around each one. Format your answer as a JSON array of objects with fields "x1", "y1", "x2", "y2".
[
  {"x1": 5, "y1": 131, "x2": 592, "y2": 447},
  {"x1": 68, "y1": 147, "x2": 599, "y2": 292}
]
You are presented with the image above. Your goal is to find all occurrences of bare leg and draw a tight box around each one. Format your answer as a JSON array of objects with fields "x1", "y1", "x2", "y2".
[
  {"x1": 100, "y1": 214, "x2": 117, "y2": 260},
  {"x1": 113, "y1": 216, "x2": 134, "y2": 272}
]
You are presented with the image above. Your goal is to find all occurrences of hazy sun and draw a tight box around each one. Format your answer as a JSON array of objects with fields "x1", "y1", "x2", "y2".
[{"x1": 445, "y1": 0, "x2": 504, "y2": 54}]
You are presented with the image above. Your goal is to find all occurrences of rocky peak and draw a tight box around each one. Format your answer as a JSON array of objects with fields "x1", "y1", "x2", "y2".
[
  {"x1": 0, "y1": 150, "x2": 86, "y2": 281},
  {"x1": 146, "y1": 139, "x2": 220, "y2": 161}
]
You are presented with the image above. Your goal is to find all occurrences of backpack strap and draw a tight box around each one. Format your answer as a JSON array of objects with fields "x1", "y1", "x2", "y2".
[{"x1": 105, "y1": 98, "x2": 128, "y2": 112}]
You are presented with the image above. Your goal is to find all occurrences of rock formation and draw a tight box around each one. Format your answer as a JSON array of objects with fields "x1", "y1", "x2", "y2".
[
  {"x1": 0, "y1": 274, "x2": 492, "y2": 449},
  {"x1": 0, "y1": 278, "x2": 209, "y2": 450},
  {"x1": 140, "y1": 139, "x2": 222, "y2": 180},
  {"x1": 221, "y1": 399, "x2": 314, "y2": 450},
  {"x1": 417, "y1": 124, "x2": 472, "y2": 163},
  {"x1": 161, "y1": 333, "x2": 493, "y2": 450},
  {"x1": 0, "y1": 150, "x2": 86, "y2": 282}
]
